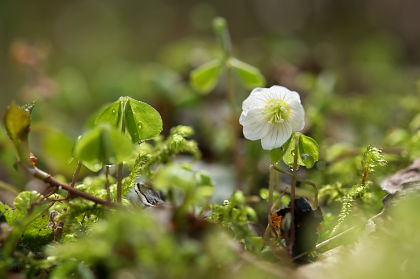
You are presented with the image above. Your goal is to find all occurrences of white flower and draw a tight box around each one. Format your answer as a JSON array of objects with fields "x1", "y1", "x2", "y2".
[{"x1": 239, "y1": 85, "x2": 305, "y2": 150}]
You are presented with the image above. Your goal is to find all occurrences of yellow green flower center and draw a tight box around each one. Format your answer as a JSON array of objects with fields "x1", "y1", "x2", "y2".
[{"x1": 264, "y1": 99, "x2": 291, "y2": 124}]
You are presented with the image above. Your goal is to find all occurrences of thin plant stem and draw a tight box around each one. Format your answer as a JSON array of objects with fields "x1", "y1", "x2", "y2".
[
  {"x1": 289, "y1": 137, "x2": 300, "y2": 255},
  {"x1": 0, "y1": 180, "x2": 19, "y2": 195},
  {"x1": 117, "y1": 165, "x2": 123, "y2": 203},
  {"x1": 271, "y1": 165, "x2": 319, "y2": 208},
  {"x1": 117, "y1": 104, "x2": 127, "y2": 204},
  {"x1": 105, "y1": 165, "x2": 111, "y2": 201},
  {"x1": 361, "y1": 168, "x2": 369, "y2": 187},
  {"x1": 217, "y1": 19, "x2": 242, "y2": 190},
  {"x1": 70, "y1": 161, "x2": 82, "y2": 187},
  {"x1": 226, "y1": 64, "x2": 243, "y2": 190}
]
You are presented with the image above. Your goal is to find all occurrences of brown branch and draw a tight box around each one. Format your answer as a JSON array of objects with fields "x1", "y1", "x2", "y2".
[{"x1": 21, "y1": 164, "x2": 116, "y2": 207}]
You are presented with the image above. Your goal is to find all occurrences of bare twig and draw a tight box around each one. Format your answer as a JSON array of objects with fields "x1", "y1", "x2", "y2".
[{"x1": 21, "y1": 164, "x2": 116, "y2": 207}]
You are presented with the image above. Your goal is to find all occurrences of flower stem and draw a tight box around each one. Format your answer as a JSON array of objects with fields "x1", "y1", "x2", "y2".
[
  {"x1": 117, "y1": 104, "x2": 127, "y2": 204},
  {"x1": 361, "y1": 169, "x2": 369, "y2": 187},
  {"x1": 226, "y1": 63, "x2": 243, "y2": 190},
  {"x1": 215, "y1": 18, "x2": 243, "y2": 190},
  {"x1": 289, "y1": 136, "x2": 300, "y2": 255},
  {"x1": 271, "y1": 165, "x2": 319, "y2": 208}
]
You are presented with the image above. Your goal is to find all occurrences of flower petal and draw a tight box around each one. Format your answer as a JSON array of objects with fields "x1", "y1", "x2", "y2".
[
  {"x1": 288, "y1": 100, "x2": 305, "y2": 131},
  {"x1": 284, "y1": 90, "x2": 302, "y2": 104},
  {"x1": 242, "y1": 88, "x2": 268, "y2": 111},
  {"x1": 268, "y1": 85, "x2": 290, "y2": 100},
  {"x1": 261, "y1": 123, "x2": 292, "y2": 150},
  {"x1": 240, "y1": 108, "x2": 270, "y2": 140}
]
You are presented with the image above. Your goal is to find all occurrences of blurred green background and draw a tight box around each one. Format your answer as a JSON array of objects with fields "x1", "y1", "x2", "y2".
[{"x1": 1, "y1": 0, "x2": 420, "y2": 188}]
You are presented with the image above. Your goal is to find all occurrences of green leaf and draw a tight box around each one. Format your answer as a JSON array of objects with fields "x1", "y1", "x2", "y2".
[
  {"x1": 75, "y1": 124, "x2": 134, "y2": 172},
  {"x1": 154, "y1": 163, "x2": 195, "y2": 191},
  {"x1": 229, "y1": 58, "x2": 265, "y2": 89},
  {"x1": 271, "y1": 148, "x2": 282, "y2": 164},
  {"x1": 3, "y1": 102, "x2": 31, "y2": 143},
  {"x1": 95, "y1": 100, "x2": 122, "y2": 128},
  {"x1": 124, "y1": 97, "x2": 163, "y2": 142},
  {"x1": 298, "y1": 134, "x2": 320, "y2": 168},
  {"x1": 282, "y1": 133, "x2": 300, "y2": 167},
  {"x1": 282, "y1": 133, "x2": 319, "y2": 168},
  {"x1": 190, "y1": 59, "x2": 223, "y2": 94},
  {"x1": 95, "y1": 97, "x2": 163, "y2": 143}
]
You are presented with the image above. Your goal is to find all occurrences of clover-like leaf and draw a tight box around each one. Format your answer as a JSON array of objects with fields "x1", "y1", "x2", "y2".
[
  {"x1": 95, "y1": 100, "x2": 122, "y2": 128},
  {"x1": 283, "y1": 133, "x2": 319, "y2": 168},
  {"x1": 298, "y1": 134, "x2": 319, "y2": 168},
  {"x1": 75, "y1": 124, "x2": 134, "y2": 172},
  {"x1": 124, "y1": 97, "x2": 163, "y2": 142},
  {"x1": 95, "y1": 97, "x2": 162, "y2": 143},
  {"x1": 229, "y1": 58, "x2": 265, "y2": 89},
  {"x1": 190, "y1": 59, "x2": 223, "y2": 94}
]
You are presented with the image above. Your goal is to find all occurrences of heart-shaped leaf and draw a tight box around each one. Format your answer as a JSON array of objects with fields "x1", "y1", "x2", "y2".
[
  {"x1": 95, "y1": 96, "x2": 163, "y2": 143},
  {"x1": 283, "y1": 133, "x2": 319, "y2": 169},
  {"x1": 229, "y1": 58, "x2": 265, "y2": 89},
  {"x1": 190, "y1": 59, "x2": 223, "y2": 94}
]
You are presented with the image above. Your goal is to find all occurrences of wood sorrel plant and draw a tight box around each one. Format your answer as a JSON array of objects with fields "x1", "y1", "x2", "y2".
[
  {"x1": 80, "y1": 96, "x2": 163, "y2": 203},
  {"x1": 190, "y1": 17, "x2": 265, "y2": 189},
  {"x1": 239, "y1": 86, "x2": 320, "y2": 255}
]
